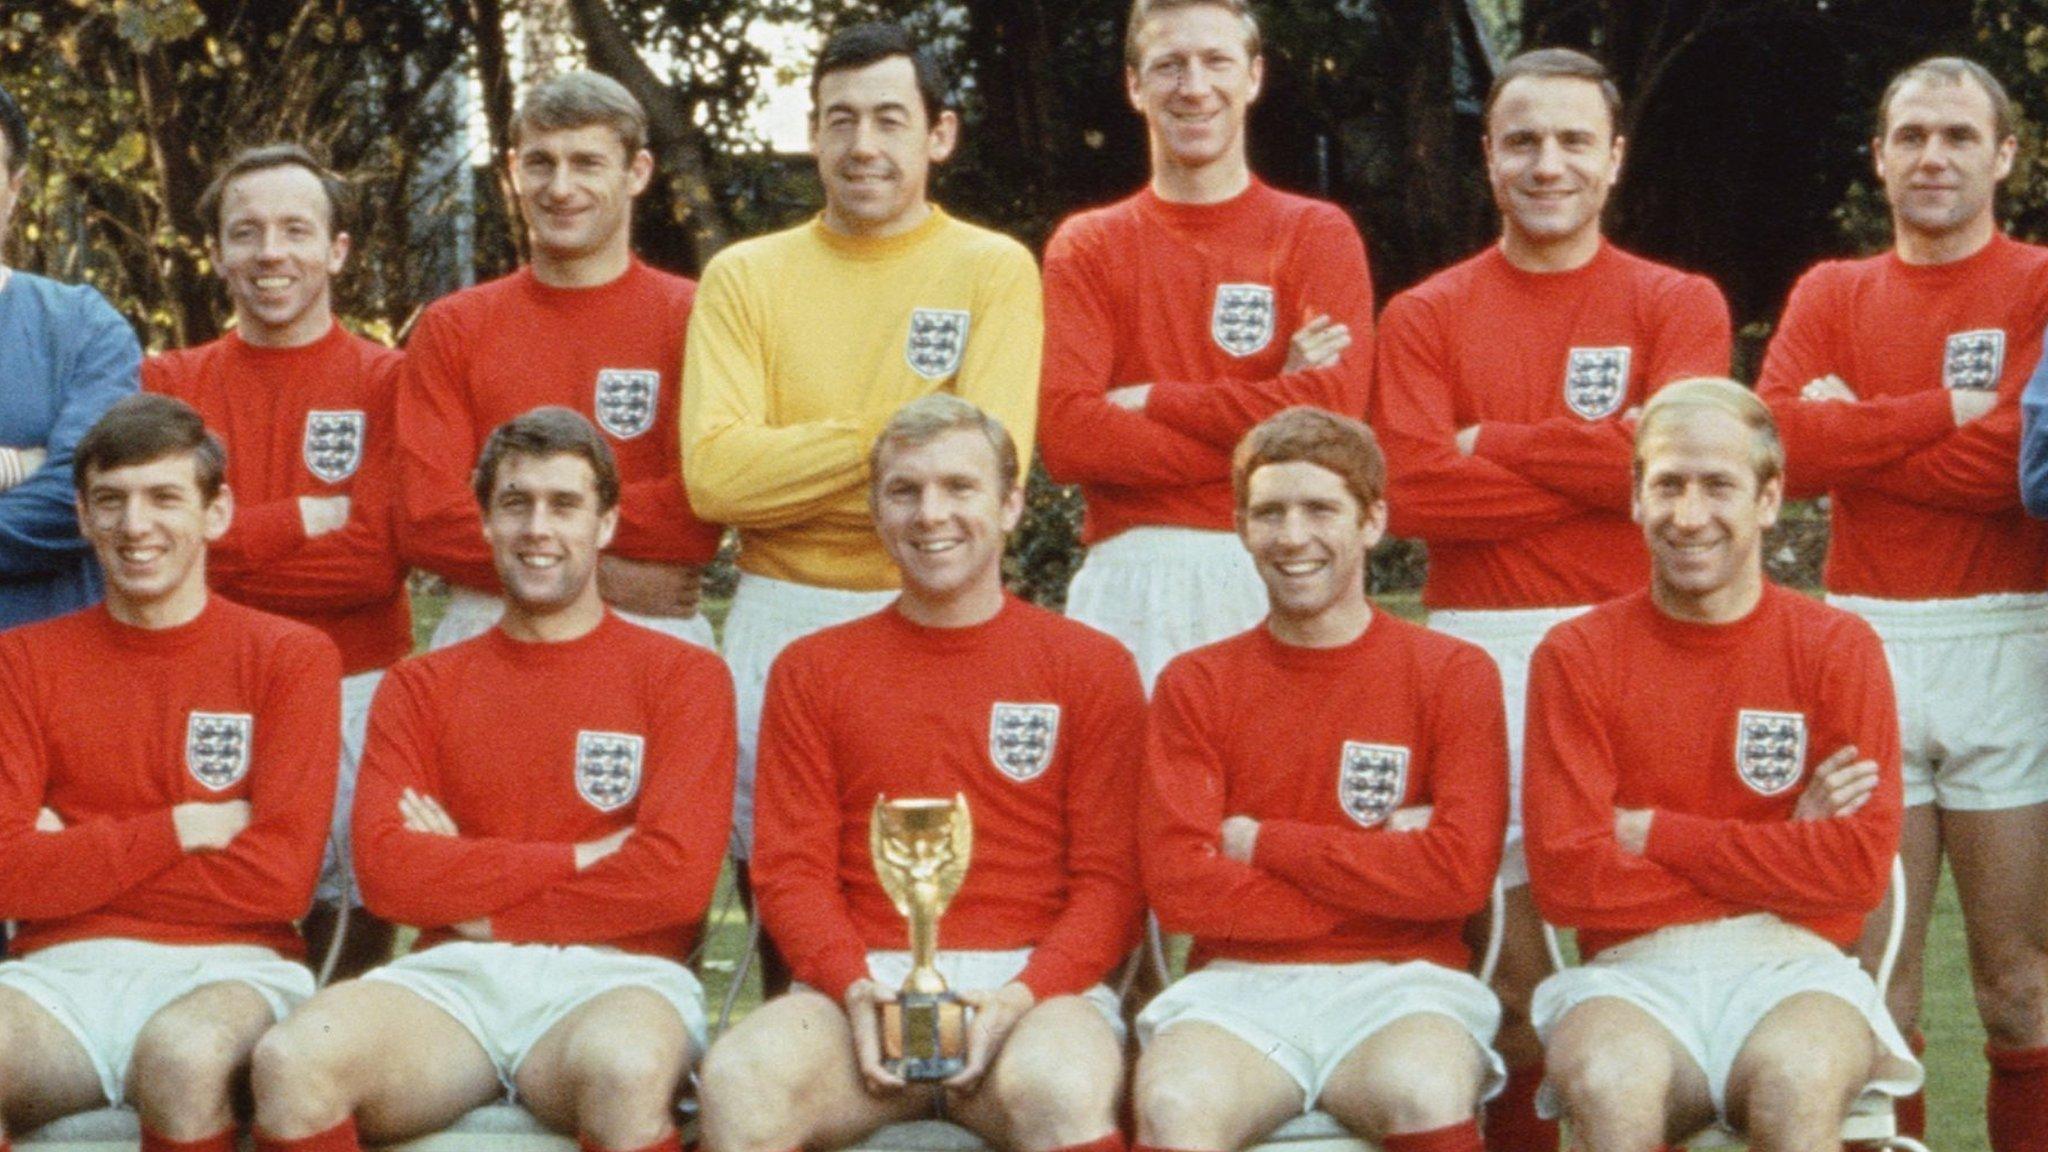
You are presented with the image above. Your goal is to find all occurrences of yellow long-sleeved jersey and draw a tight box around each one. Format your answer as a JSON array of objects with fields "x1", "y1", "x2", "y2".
[{"x1": 681, "y1": 207, "x2": 1042, "y2": 589}]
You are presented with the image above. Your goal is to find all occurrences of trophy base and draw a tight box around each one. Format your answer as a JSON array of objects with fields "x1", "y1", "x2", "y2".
[{"x1": 881, "y1": 992, "x2": 969, "y2": 1082}]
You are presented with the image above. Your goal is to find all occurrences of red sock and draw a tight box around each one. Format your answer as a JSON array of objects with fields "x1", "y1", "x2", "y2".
[
  {"x1": 1988, "y1": 1043, "x2": 2048, "y2": 1152},
  {"x1": 141, "y1": 1129, "x2": 236, "y2": 1152},
  {"x1": 1384, "y1": 1120, "x2": 1484, "y2": 1152},
  {"x1": 1050, "y1": 1136, "x2": 1126, "y2": 1152},
  {"x1": 1485, "y1": 1060, "x2": 1559, "y2": 1152},
  {"x1": 579, "y1": 1135, "x2": 682, "y2": 1152},
  {"x1": 253, "y1": 1117, "x2": 361, "y2": 1152},
  {"x1": 1134, "y1": 1143, "x2": 1208, "y2": 1152},
  {"x1": 1892, "y1": 1029, "x2": 1927, "y2": 1139}
]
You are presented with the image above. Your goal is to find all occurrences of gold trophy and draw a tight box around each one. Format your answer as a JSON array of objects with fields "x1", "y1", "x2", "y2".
[{"x1": 870, "y1": 794, "x2": 974, "y2": 1081}]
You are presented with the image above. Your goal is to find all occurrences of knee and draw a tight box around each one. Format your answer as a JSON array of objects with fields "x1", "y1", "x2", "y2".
[
  {"x1": 1972, "y1": 950, "x2": 2048, "y2": 1046},
  {"x1": 1133, "y1": 1057, "x2": 1233, "y2": 1146},
  {"x1": 250, "y1": 1021, "x2": 352, "y2": 1135},
  {"x1": 697, "y1": 1031, "x2": 806, "y2": 1152},
  {"x1": 130, "y1": 1015, "x2": 248, "y2": 1110},
  {"x1": 1548, "y1": 1031, "x2": 1671, "y2": 1118},
  {"x1": 575, "y1": 1035, "x2": 686, "y2": 1111},
  {"x1": 1354, "y1": 1058, "x2": 1480, "y2": 1136},
  {"x1": 991, "y1": 1043, "x2": 1119, "y2": 1133}
]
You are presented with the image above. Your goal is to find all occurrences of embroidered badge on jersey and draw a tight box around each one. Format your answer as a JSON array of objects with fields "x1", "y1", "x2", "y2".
[
  {"x1": 186, "y1": 712, "x2": 253, "y2": 792},
  {"x1": 1564, "y1": 346, "x2": 1631, "y2": 419},
  {"x1": 906, "y1": 309, "x2": 971, "y2": 380},
  {"x1": 1339, "y1": 741, "x2": 1408, "y2": 827},
  {"x1": 575, "y1": 731, "x2": 644, "y2": 812},
  {"x1": 303, "y1": 410, "x2": 365, "y2": 483},
  {"x1": 595, "y1": 369, "x2": 660, "y2": 438},
  {"x1": 1212, "y1": 283, "x2": 1276, "y2": 357},
  {"x1": 1943, "y1": 329, "x2": 2005, "y2": 391},
  {"x1": 1735, "y1": 709, "x2": 1807, "y2": 796},
  {"x1": 988, "y1": 703, "x2": 1060, "y2": 782}
]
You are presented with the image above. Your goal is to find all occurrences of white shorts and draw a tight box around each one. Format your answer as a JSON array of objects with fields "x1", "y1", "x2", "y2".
[
  {"x1": 798, "y1": 949, "x2": 1126, "y2": 1042},
  {"x1": 430, "y1": 587, "x2": 717, "y2": 652},
  {"x1": 0, "y1": 940, "x2": 314, "y2": 1104},
  {"x1": 1137, "y1": 959, "x2": 1505, "y2": 1109},
  {"x1": 1530, "y1": 915, "x2": 1921, "y2": 1120},
  {"x1": 1427, "y1": 605, "x2": 1589, "y2": 888},
  {"x1": 723, "y1": 574, "x2": 897, "y2": 857},
  {"x1": 1065, "y1": 527, "x2": 1267, "y2": 695},
  {"x1": 1830, "y1": 592, "x2": 2048, "y2": 810},
  {"x1": 316, "y1": 669, "x2": 383, "y2": 906},
  {"x1": 362, "y1": 941, "x2": 706, "y2": 1096}
]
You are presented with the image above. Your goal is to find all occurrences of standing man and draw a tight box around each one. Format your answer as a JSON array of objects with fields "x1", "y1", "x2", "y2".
[
  {"x1": 250, "y1": 409, "x2": 734, "y2": 1152},
  {"x1": 1135, "y1": 407, "x2": 1507, "y2": 1152},
  {"x1": 1754, "y1": 57, "x2": 2048, "y2": 1151},
  {"x1": 0, "y1": 83, "x2": 142, "y2": 631},
  {"x1": 682, "y1": 22, "x2": 1041, "y2": 874},
  {"x1": 698, "y1": 396, "x2": 1142, "y2": 1152},
  {"x1": 400, "y1": 70, "x2": 720, "y2": 649},
  {"x1": 146, "y1": 144, "x2": 408, "y2": 979},
  {"x1": 1372, "y1": 48, "x2": 1732, "y2": 1150},
  {"x1": 1038, "y1": 0, "x2": 1373, "y2": 692},
  {"x1": 1524, "y1": 378, "x2": 1917, "y2": 1151},
  {"x1": 0, "y1": 394, "x2": 340, "y2": 1152}
]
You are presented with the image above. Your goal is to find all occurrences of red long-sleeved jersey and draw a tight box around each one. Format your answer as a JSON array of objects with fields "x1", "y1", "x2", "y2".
[
  {"x1": 1374, "y1": 243, "x2": 1731, "y2": 609},
  {"x1": 1524, "y1": 586, "x2": 1902, "y2": 959},
  {"x1": 396, "y1": 262, "x2": 723, "y2": 590},
  {"x1": 0, "y1": 598, "x2": 341, "y2": 957},
  {"x1": 1754, "y1": 234, "x2": 2048, "y2": 598},
  {"x1": 1143, "y1": 616, "x2": 1507, "y2": 972},
  {"x1": 753, "y1": 598, "x2": 1146, "y2": 1002},
  {"x1": 351, "y1": 613, "x2": 734, "y2": 959},
  {"x1": 145, "y1": 323, "x2": 410, "y2": 675},
  {"x1": 1039, "y1": 181, "x2": 1374, "y2": 544}
]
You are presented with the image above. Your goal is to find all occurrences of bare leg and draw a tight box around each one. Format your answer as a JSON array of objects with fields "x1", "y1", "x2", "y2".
[
  {"x1": 1944, "y1": 802, "x2": 2048, "y2": 1049},
  {"x1": 127, "y1": 981, "x2": 277, "y2": 1139},
  {"x1": 1857, "y1": 803, "x2": 1940, "y2": 1035},
  {"x1": 697, "y1": 990, "x2": 925, "y2": 1152},
  {"x1": 946, "y1": 996, "x2": 1124, "y2": 1152},
  {"x1": 1133, "y1": 1021, "x2": 1303, "y2": 1150},
  {"x1": 1319, "y1": 1014, "x2": 1486, "y2": 1141},
  {"x1": 515, "y1": 987, "x2": 692, "y2": 1151},
  {"x1": 0, "y1": 985, "x2": 106, "y2": 1138},
  {"x1": 1543, "y1": 997, "x2": 1713, "y2": 1152},
  {"x1": 1723, "y1": 992, "x2": 1878, "y2": 1152}
]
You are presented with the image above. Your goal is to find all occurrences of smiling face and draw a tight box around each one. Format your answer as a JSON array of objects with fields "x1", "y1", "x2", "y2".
[
  {"x1": 1126, "y1": 3, "x2": 1262, "y2": 184},
  {"x1": 1238, "y1": 460, "x2": 1383, "y2": 645},
  {"x1": 1876, "y1": 74, "x2": 2014, "y2": 251},
  {"x1": 812, "y1": 55, "x2": 957, "y2": 239},
  {"x1": 1634, "y1": 408, "x2": 1782, "y2": 624},
  {"x1": 510, "y1": 123, "x2": 651, "y2": 275},
  {"x1": 872, "y1": 427, "x2": 1021, "y2": 625},
  {"x1": 1485, "y1": 74, "x2": 1623, "y2": 267},
  {"x1": 212, "y1": 164, "x2": 347, "y2": 348},
  {"x1": 483, "y1": 451, "x2": 617, "y2": 625},
  {"x1": 79, "y1": 452, "x2": 231, "y2": 627}
]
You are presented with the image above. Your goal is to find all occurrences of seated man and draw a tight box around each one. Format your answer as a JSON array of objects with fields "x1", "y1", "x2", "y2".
[
  {"x1": 1135, "y1": 406, "x2": 1507, "y2": 1152},
  {"x1": 699, "y1": 394, "x2": 1144, "y2": 1152},
  {"x1": 249, "y1": 408, "x2": 735, "y2": 1152},
  {"x1": 1524, "y1": 378, "x2": 1920, "y2": 1151},
  {"x1": 0, "y1": 394, "x2": 341, "y2": 1152}
]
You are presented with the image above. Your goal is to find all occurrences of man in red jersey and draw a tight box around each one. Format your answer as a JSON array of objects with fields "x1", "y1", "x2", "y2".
[
  {"x1": 399, "y1": 71, "x2": 719, "y2": 650},
  {"x1": 698, "y1": 395, "x2": 1143, "y2": 1152},
  {"x1": 1753, "y1": 57, "x2": 2048, "y2": 1151},
  {"x1": 1371, "y1": 48, "x2": 1733, "y2": 1150},
  {"x1": 1038, "y1": 0, "x2": 1373, "y2": 692},
  {"x1": 248, "y1": 408, "x2": 733, "y2": 1152},
  {"x1": 1133, "y1": 407, "x2": 1507, "y2": 1152},
  {"x1": 0, "y1": 394, "x2": 341, "y2": 1152},
  {"x1": 1524, "y1": 379, "x2": 1917, "y2": 1152},
  {"x1": 147, "y1": 143, "x2": 407, "y2": 978}
]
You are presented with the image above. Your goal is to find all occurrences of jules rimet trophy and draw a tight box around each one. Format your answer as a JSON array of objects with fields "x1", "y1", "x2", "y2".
[{"x1": 869, "y1": 793, "x2": 974, "y2": 1081}]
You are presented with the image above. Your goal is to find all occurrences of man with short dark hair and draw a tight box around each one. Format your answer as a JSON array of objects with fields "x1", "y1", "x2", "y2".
[
  {"x1": 250, "y1": 407, "x2": 735, "y2": 1152},
  {"x1": 1754, "y1": 56, "x2": 2048, "y2": 1150},
  {"x1": 1372, "y1": 48, "x2": 1733, "y2": 1150},
  {"x1": 1525, "y1": 378, "x2": 1918, "y2": 1152},
  {"x1": 0, "y1": 393, "x2": 341, "y2": 1152},
  {"x1": 1134, "y1": 407, "x2": 1507, "y2": 1152},
  {"x1": 1038, "y1": 0, "x2": 1374, "y2": 693},
  {"x1": 400, "y1": 70, "x2": 720, "y2": 651},
  {"x1": 698, "y1": 395, "x2": 1141, "y2": 1152},
  {"x1": 0, "y1": 82, "x2": 141, "y2": 631},
  {"x1": 146, "y1": 143, "x2": 408, "y2": 978},
  {"x1": 682, "y1": 22, "x2": 1041, "y2": 878}
]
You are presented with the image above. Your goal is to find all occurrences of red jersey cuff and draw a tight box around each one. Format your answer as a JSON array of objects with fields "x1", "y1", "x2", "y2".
[
  {"x1": 1016, "y1": 947, "x2": 1095, "y2": 1001},
  {"x1": 1641, "y1": 808, "x2": 1713, "y2": 870},
  {"x1": 221, "y1": 500, "x2": 308, "y2": 569},
  {"x1": 1470, "y1": 422, "x2": 1537, "y2": 469},
  {"x1": 1144, "y1": 381, "x2": 1231, "y2": 449},
  {"x1": 1249, "y1": 818, "x2": 1320, "y2": 885}
]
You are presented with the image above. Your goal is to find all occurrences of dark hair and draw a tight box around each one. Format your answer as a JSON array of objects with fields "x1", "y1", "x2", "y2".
[
  {"x1": 74, "y1": 394, "x2": 227, "y2": 502},
  {"x1": 0, "y1": 85, "x2": 28, "y2": 176},
  {"x1": 1485, "y1": 47, "x2": 1623, "y2": 135},
  {"x1": 195, "y1": 143, "x2": 351, "y2": 239},
  {"x1": 511, "y1": 70, "x2": 648, "y2": 156},
  {"x1": 811, "y1": 22, "x2": 946, "y2": 126},
  {"x1": 1124, "y1": 0, "x2": 1262, "y2": 69},
  {"x1": 1232, "y1": 406, "x2": 1386, "y2": 514},
  {"x1": 1878, "y1": 56, "x2": 2014, "y2": 142},
  {"x1": 472, "y1": 407, "x2": 621, "y2": 513}
]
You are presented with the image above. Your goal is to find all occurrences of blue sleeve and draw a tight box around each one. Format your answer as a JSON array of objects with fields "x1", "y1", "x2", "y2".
[
  {"x1": 2023, "y1": 323, "x2": 2048, "y2": 519},
  {"x1": 0, "y1": 288, "x2": 141, "y2": 577}
]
